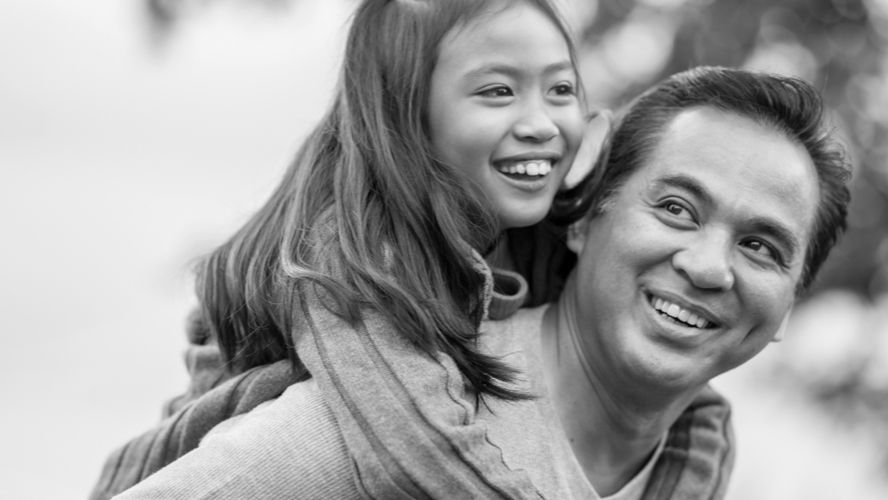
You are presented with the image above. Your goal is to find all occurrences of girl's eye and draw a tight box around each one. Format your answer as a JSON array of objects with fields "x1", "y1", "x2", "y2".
[
  {"x1": 478, "y1": 86, "x2": 513, "y2": 98},
  {"x1": 551, "y1": 82, "x2": 576, "y2": 96}
]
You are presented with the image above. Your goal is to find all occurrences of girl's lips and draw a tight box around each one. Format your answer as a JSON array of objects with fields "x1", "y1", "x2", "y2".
[
  {"x1": 494, "y1": 168, "x2": 552, "y2": 192},
  {"x1": 491, "y1": 155, "x2": 562, "y2": 192}
]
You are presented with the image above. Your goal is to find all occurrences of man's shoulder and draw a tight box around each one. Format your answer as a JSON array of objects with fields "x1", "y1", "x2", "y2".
[{"x1": 650, "y1": 385, "x2": 735, "y2": 500}]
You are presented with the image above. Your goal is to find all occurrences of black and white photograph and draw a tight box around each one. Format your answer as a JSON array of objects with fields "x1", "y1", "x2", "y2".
[{"x1": 2, "y1": 0, "x2": 887, "y2": 498}]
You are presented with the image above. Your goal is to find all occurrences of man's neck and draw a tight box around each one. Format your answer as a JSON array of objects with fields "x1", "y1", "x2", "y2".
[{"x1": 540, "y1": 298, "x2": 701, "y2": 496}]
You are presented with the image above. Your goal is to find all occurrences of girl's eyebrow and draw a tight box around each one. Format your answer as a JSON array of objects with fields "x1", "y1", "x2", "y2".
[{"x1": 465, "y1": 60, "x2": 574, "y2": 79}]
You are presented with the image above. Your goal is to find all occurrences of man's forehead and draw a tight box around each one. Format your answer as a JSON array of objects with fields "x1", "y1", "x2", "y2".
[{"x1": 641, "y1": 107, "x2": 817, "y2": 191}]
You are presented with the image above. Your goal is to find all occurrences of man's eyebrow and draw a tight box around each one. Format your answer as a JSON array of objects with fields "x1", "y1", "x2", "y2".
[
  {"x1": 653, "y1": 174, "x2": 712, "y2": 206},
  {"x1": 465, "y1": 60, "x2": 574, "y2": 80},
  {"x1": 655, "y1": 173, "x2": 802, "y2": 260}
]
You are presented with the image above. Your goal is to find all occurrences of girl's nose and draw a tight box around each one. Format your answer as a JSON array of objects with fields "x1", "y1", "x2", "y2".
[{"x1": 513, "y1": 102, "x2": 559, "y2": 142}]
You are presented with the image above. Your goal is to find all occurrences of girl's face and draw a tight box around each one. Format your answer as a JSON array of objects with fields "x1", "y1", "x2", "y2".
[{"x1": 428, "y1": 2, "x2": 584, "y2": 230}]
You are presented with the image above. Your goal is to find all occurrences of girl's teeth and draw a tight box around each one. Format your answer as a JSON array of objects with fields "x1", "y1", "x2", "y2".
[{"x1": 496, "y1": 160, "x2": 552, "y2": 177}]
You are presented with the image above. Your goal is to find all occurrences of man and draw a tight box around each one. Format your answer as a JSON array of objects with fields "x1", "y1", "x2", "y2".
[{"x1": 478, "y1": 65, "x2": 852, "y2": 498}]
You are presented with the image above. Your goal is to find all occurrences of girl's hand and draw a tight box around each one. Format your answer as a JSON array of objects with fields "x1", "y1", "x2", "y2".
[{"x1": 561, "y1": 110, "x2": 613, "y2": 190}]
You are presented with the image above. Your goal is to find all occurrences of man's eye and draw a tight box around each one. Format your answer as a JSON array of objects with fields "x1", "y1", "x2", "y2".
[
  {"x1": 655, "y1": 199, "x2": 697, "y2": 227},
  {"x1": 741, "y1": 238, "x2": 784, "y2": 265},
  {"x1": 663, "y1": 202, "x2": 690, "y2": 218},
  {"x1": 479, "y1": 86, "x2": 513, "y2": 98},
  {"x1": 742, "y1": 239, "x2": 768, "y2": 254}
]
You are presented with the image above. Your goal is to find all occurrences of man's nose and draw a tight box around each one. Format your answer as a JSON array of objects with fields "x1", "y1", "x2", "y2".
[
  {"x1": 671, "y1": 231, "x2": 735, "y2": 291},
  {"x1": 512, "y1": 100, "x2": 559, "y2": 142}
]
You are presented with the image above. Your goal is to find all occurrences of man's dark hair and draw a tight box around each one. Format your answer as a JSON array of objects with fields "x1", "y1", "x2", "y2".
[{"x1": 571, "y1": 66, "x2": 852, "y2": 294}]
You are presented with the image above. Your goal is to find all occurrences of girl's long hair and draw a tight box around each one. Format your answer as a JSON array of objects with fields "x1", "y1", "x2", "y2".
[{"x1": 196, "y1": 0, "x2": 579, "y2": 400}]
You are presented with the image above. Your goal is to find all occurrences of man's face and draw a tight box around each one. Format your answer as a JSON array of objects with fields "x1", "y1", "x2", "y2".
[{"x1": 569, "y1": 107, "x2": 820, "y2": 390}]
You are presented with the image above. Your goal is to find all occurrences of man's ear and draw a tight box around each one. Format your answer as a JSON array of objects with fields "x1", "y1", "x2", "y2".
[
  {"x1": 566, "y1": 217, "x2": 589, "y2": 255},
  {"x1": 771, "y1": 308, "x2": 793, "y2": 343}
]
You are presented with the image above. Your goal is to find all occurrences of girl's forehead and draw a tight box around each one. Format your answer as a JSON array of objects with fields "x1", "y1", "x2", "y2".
[
  {"x1": 438, "y1": 2, "x2": 568, "y2": 57},
  {"x1": 443, "y1": 2, "x2": 556, "y2": 43}
]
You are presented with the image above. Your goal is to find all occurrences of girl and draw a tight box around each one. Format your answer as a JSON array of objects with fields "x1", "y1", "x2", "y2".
[
  {"x1": 202, "y1": 0, "x2": 586, "y2": 393},
  {"x1": 93, "y1": 0, "x2": 590, "y2": 498}
]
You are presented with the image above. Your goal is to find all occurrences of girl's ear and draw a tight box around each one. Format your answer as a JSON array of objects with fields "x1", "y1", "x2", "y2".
[
  {"x1": 566, "y1": 217, "x2": 589, "y2": 255},
  {"x1": 771, "y1": 308, "x2": 793, "y2": 343}
]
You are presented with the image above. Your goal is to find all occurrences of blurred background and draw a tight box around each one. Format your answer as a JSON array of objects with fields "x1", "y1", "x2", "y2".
[{"x1": 1, "y1": 0, "x2": 886, "y2": 498}]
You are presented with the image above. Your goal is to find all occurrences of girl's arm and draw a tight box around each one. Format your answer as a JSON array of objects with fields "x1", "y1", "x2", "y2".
[{"x1": 113, "y1": 379, "x2": 360, "y2": 500}]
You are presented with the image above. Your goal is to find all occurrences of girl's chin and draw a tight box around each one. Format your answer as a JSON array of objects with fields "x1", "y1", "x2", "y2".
[{"x1": 498, "y1": 211, "x2": 548, "y2": 230}]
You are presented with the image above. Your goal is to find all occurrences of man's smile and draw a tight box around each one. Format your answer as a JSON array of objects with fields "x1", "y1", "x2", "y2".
[{"x1": 648, "y1": 294, "x2": 715, "y2": 329}]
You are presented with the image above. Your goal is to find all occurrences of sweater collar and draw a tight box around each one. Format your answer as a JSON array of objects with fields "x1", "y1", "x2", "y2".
[{"x1": 470, "y1": 247, "x2": 529, "y2": 321}]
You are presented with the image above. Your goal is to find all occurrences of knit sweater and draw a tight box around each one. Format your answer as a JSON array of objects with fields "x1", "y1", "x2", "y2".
[
  {"x1": 115, "y1": 378, "x2": 358, "y2": 499},
  {"x1": 91, "y1": 263, "x2": 532, "y2": 500},
  {"x1": 93, "y1": 253, "x2": 732, "y2": 499},
  {"x1": 476, "y1": 305, "x2": 734, "y2": 500},
  {"x1": 115, "y1": 303, "x2": 731, "y2": 500}
]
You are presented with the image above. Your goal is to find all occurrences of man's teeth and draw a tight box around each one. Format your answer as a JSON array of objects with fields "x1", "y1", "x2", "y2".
[
  {"x1": 652, "y1": 297, "x2": 712, "y2": 328},
  {"x1": 496, "y1": 160, "x2": 552, "y2": 176}
]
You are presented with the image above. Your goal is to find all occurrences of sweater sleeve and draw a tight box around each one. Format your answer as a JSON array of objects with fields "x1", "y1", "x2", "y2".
[{"x1": 113, "y1": 378, "x2": 360, "y2": 500}]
